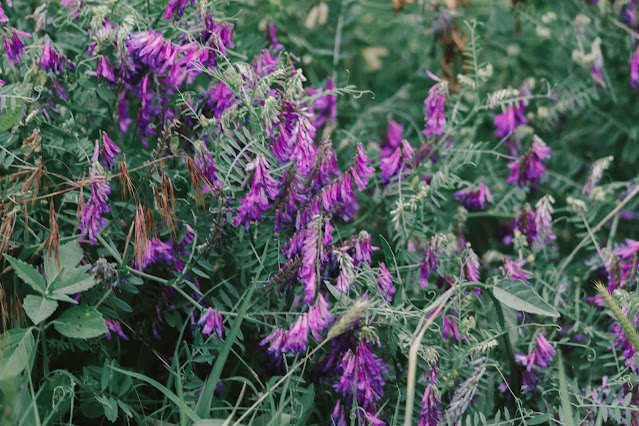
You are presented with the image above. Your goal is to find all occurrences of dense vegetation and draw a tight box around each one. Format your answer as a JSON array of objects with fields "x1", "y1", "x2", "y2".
[{"x1": 1, "y1": 0, "x2": 639, "y2": 424}]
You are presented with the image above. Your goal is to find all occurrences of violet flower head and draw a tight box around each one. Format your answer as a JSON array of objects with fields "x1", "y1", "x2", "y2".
[
  {"x1": 380, "y1": 120, "x2": 403, "y2": 159},
  {"x1": 493, "y1": 89, "x2": 528, "y2": 140},
  {"x1": 333, "y1": 341, "x2": 389, "y2": 413},
  {"x1": 232, "y1": 155, "x2": 280, "y2": 230},
  {"x1": 0, "y1": 4, "x2": 7, "y2": 25},
  {"x1": 105, "y1": 319, "x2": 129, "y2": 341},
  {"x1": 198, "y1": 307, "x2": 224, "y2": 338},
  {"x1": 460, "y1": 246, "x2": 480, "y2": 283},
  {"x1": 610, "y1": 307, "x2": 639, "y2": 372},
  {"x1": 533, "y1": 195, "x2": 556, "y2": 250},
  {"x1": 506, "y1": 136, "x2": 551, "y2": 188},
  {"x1": 267, "y1": 22, "x2": 284, "y2": 50},
  {"x1": 453, "y1": 182, "x2": 493, "y2": 211},
  {"x1": 379, "y1": 139, "x2": 414, "y2": 184},
  {"x1": 351, "y1": 143, "x2": 375, "y2": 191},
  {"x1": 60, "y1": 0, "x2": 82, "y2": 19},
  {"x1": 309, "y1": 78, "x2": 338, "y2": 130},
  {"x1": 118, "y1": 92, "x2": 132, "y2": 134},
  {"x1": 442, "y1": 315, "x2": 460, "y2": 342},
  {"x1": 98, "y1": 131, "x2": 121, "y2": 169},
  {"x1": 446, "y1": 365, "x2": 486, "y2": 421},
  {"x1": 512, "y1": 334, "x2": 556, "y2": 393},
  {"x1": 40, "y1": 41, "x2": 74, "y2": 75},
  {"x1": 97, "y1": 55, "x2": 116, "y2": 83},
  {"x1": 631, "y1": 47, "x2": 639, "y2": 89},
  {"x1": 299, "y1": 219, "x2": 322, "y2": 303},
  {"x1": 502, "y1": 257, "x2": 532, "y2": 282},
  {"x1": 193, "y1": 140, "x2": 222, "y2": 193},
  {"x1": 420, "y1": 235, "x2": 443, "y2": 288},
  {"x1": 423, "y1": 71, "x2": 447, "y2": 139},
  {"x1": 163, "y1": 0, "x2": 195, "y2": 20},
  {"x1": 3, "y1": 28, "x2": 32, "y2": 67},
  {"x1": 419, "y1": 366, "x2": 443, "y2": 426},
  {"x1": 308, "y1": 294, "x2": 333, "y2": 340},
  {"x1": 78, "y1": 160, "x2": 111, "y2": 245},
  {"x1": 137, "y1": 237, "x2": 175, "y2": 270},
  {"x1": 377, "y1": 262, "x2": 396, "y2": 302}
]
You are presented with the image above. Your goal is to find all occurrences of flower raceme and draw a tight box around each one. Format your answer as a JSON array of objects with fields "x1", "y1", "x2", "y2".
[{"x1": 423, "y1": 70, "x2": 447, "y2": 139}]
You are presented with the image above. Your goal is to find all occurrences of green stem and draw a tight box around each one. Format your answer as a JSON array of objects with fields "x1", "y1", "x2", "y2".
[{"x1": 487, "y1": 289, "x2": 521, "y2": 398}]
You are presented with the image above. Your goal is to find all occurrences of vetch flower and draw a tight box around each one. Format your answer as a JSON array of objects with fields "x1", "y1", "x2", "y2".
[
  {"x1": 453, "y1": 183, "x2": 493, "y2": 211},
  {"x1": 351, "y1": 144, "x2": 374, "y2": 191},
  {"x1": 533, "y1": 195, "x2": 556, "y2": 250},
  {"x1": 98, "y1": 131, "x2": 121, "y2": 169},
  {"x1": 198, "y1": 307, "x2": 224, "y2": 338},
  {"x1": 60, "y1": 0, "x2": 82, "y2": 19},
  {"x1": 419, "y1": 365, "x2": 443, "y2": 426},
  {"x1": 506, "y1": 136, "x2": 551, "y2": 189},
  {"x1": 493, "y1": 92, "x2": 528, "y2": 140},
  {"x1": 610, "y1": 306, "x2": 639, "y2": 372},
  {"x1": 267, "y1": 22, "x2": 284, "y2": 50},
  {"x1": 193, "y1": 140, "x2": 222, "y2": 193},
  {"x1": 97, "y1": 56, "x2": 116, "y2": 83},
  {"x1": 379, "y1": 139, "x2": 414, "y2": 183},
  {"x1": 3, "y1": 28, "x2": 32, "y2": 67},
  {"x1": 512, "y1": 333, "x2": 556, "y2": 393},
  {"x1": 446, "y1": 365, "x2": 486, "y2": 421},
  {"x1": 232, "y1": 155, "x2": 280, "y2": 230},
  {"x1": 502, "y1": 257, "x2": 532, "y2": 282},
  {"x1": 137, "y1": 238, "x2": 175, "y2": 270},
  {"x1": 105, "y1": 319, "x2": 129, "y2": 341},
  {"x1": 40, "y1": 41, "x2": 74, "y2": 75},
  {"x1": 377, "y1": 262, "x2": 395, "y2": 302},
  {"x1": 164, "y1": 0, "x2": 195, "y2": 20},
  {"x1": 78, "y1": 156, "x2": 111, "y2": 245},
  {"x1": 460, "y1": 245, "x2": 480, "y2": 283},
  {"x1": 379, "y1": 120, "x2": 403, "y2": 159},
  {"x1": 420, "y1": 235, "x2": 445, "y2": 287},
  {"x1": 423, "y1": 70, "x2": 447, "y2": 138},
  {"x1": 308, "y1": 78, "x2": 337, "y2": 130},
  {"x1": 631, "y1": 47, "x2": 639, "y2": 89}
]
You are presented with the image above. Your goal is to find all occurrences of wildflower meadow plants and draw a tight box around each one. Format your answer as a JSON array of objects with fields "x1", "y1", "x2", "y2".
[{"x1": 1, "y1": 0, "x2": 639, "y2": 425}]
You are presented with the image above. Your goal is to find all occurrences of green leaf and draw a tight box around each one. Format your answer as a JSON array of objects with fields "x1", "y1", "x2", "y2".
[
  {"x1": 0, "y1": 328, "x2": 35, "y2": 380},
  {"x1": 53, "y1": 305, "x2": 107, "y2": 339},
  {"x1": 0, "y1": 99, "x2": 24, "y2": 131},
  {"x1": 558, "y1": 352, "x2": 576, "y2": 426},
  {"x1": 23, "y1": 295, "x2": 58, "y2": 325},
  {"x1": 3, "y1": 254, "x2": 46, "y2": 294},
  {"x1": 45, "y1": 241, "x2": 86, "y2": 285},
  {"x1": 492, "y1": 280, "x2": 560, "y2": 318}
]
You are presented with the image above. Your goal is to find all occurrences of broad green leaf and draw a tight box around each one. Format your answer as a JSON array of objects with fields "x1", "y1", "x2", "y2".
[
  {"x1": 0, "y1": 99, "x2": 24, "y2": 131},
  {"x1": 492, "y1": 280, "x2": 559, "y2": 318},
  {"x1": 50, "y1": 266, "x2": 95, "y2": 296},
  {"x1": 45, "y1": 241, "x2": 85, "y2": 284},
  {"x1": 0, "y1": 328, "x2": 34, "y2": 380},
  {"x1": 53, "y1": 305, "x2": 107, "y2": 339},
  {"x1": 3, "y1": 254, "x2": 46, "y2": 294},
  {"x1": 558, "y1": 352, "x2": 576, "y2": 426},
  {"x1": 23, "y1": 295, "x2": 58, "y2": 325}
]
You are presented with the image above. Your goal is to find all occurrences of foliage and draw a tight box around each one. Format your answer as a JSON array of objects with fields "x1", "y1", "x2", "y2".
[{"x1": 1, "y1": 0, "x2": 639, "y2": 424}]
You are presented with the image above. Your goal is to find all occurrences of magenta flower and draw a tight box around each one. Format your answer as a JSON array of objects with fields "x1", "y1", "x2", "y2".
[
  {"x1": 232, "y1": 155, "x2": 280, "y2": 230},
  {"x1": 610, "y1": 307, "x2": 639, "y2": 372},
  {"x1": 309, "y1": 78, "x2": 337, "y2": 130},
  {"x1": 193, "y1": 141, "x2": 222, "y2": 193},
  {"x1": 460, "y1": 246, "x2": 480, "y2": 282},
  {"x1": 3, "y1": 28, "x2": 32, "y2": 67},
  {"x1": 512, "y1": 334, "x2": 556, "y2": 393},
  {"x1": 60, "y1": 0, "x2": 82, "y2": 19},
  {"x1": 137, "y1": 238, "x2": 175, "y2": 270},
  {"x1": 420, "y1": 236, "x2": 443, "y2": 288},
  {"x1": 493, "y1": 87, "x2": 529, "y2": 146},
  {"x1": 97, "y1": 56, "x2": 116, "y2": 83},
  {"x1": 40, "y1": 41, "x2": 74, "y2": 75},
  {"x1": 118, "y1": 92, "x2": 132, "y2": 134},
  {"x1": 267, "y1": 22, "x2": 284, "y2": 51},
  {"x1": 631, "y1": 47, "x2": 639, "y2": 89},
  {"x1": 442, "y1": 315, "x2": 460, "y2": 342},
  {"x1": 78, "y1": 159, "x2": 111, "y2": 245},
  {"x1": 198, "y1": 307, "x2": 224, "y2": 338},
  {"x1": 308, "y1": 294, "x2": 333, "y2": 339},
  {"x1": 163, "y1": 0, "x2": 195, "y2": 20},
  {"x1": 379, "y1": 120, "x2": 403, "y2": 159},
  {"x1": 197, "y1": 16, "x2": 235, "y2": 68},
  {"x1": 423, "y1": 71, "x2": 447, "y2": 138},
  {"x1": 98, "y1": 131, "x2": 121, "y2": 169},
  {"x1": 506, "y1": 136, "x2": 551, "y2": 188},
  {"x1": 351, "y1": 143, "x2": 375, "y2": 191},
  {"x1": 377, "y1": 262, "x2": 396, "y2": 302},
  {"x1": 379, "y1": 139, "x2": 414, "y2": 183},
  {"x1": 418, "y1": 366, "x2": 442, "y2": 426},
  {"x1": 453, "y1": 182, "x2": 493, "y2": 211},
  {"x1": 503, "y1": 257, "x2": 532, "y2": 283},
  {"x1": 0, "y1": 3, "x2": 7, "y2": 25},
  {"x1": 105, "y1": 319, "x2": 129, "y2": 341}
]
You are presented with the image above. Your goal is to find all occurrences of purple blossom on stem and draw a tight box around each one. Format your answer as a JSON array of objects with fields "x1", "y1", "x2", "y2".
[
  {"x1": 423, "y1": 71, "x2": 447, "y2": 138},
  {"x1": 118, "y1": 92, "x2": 132, "y2": 134},
  {"x1": 97, "y1": 56, "x2": 116, "y2": 83},
  {"x1": 420, "y1": 235, "x2": 443, "y2": 288},
  {"x1": 610, "y1": 307, "x2": 639, "y2": 372},
  {"x1": 163, "y1": 0, "x2": 195, "y2": 20},
  {"x1": 232, "y1": 155, "x2": 280, "y2": 230},
  {"x1": 506, "y1": 136, "x2": 551, "y2": 188},
  {"x1": 351, "y1": 143, "x2": 375, "y2": 191},
  {"x1": 78, "y1": 158, "x2": 111, "y2": 245},
  {"x1": 446, "y1": 365, "x2": 486, "y2": 421},
  {"x1": 40, "y1": 41, "x2": 74, "y2": 75},
  {"x1": 0, "y1": 4, "x2": 8, "y2": 25},
  {"x1": 533, "y1": 195, "x2": 556, "y2": 250},
  {"x1": 460, "y1": 246, "x2": 480, "y2": 282},
  {"x1": 442, "y1": 315, "x2": 460, "y2": 342},
  {"x1": 194, "y1": 140, "x2": 222, "y2": 193},
  {"x1": 197, "y1": 16, "x2": 235, "y2": 69},
  {"x1": 3, "y1": 28, "x2": 32, "y2": 67},
  {"x1": 379, "y1": 139, "x2": 414, "y2": 184},
  {"x1": 631, "y1": 47, "x2": 639, "y2": 89},
  {"x1": 512, "y1": 334, "x2": 556, "y2": 393},
  {"x1": 308, "y1": 78, "x2": 337, "y2": 130},
  {"x1": 453, "y1": 182, "x2": 493, "y2": 211},
  {"x1": 267, "y1": 22, "x2": 284, "y2": 51},
  {"x1": 418, "y1": 366, "x2": 442, "y2": 426},
  {"x1": 493, "y1": 97, "x2": 528, "y2": 139},
  {"x1": 198, "y1": 307, "x2": 224, "y2": 338},
  {"x1": 60, "y1": 0, "x2": 82, "y2": 19},
  {"x1": 98, "y1": 131, "x2": 121, "y2": 169},
  {"x1": 377, "y1": 262, "x2": 396, "y2": 302},
  {"x1": 105, "y1": 319, "x2": 129, "y2": 341},
  {"x1": 379, "y1": 120, "x2": 403, "y2": 159},
  {"x1": 502, "y1": 257, "x2": 532, "y2": 282},
  {"x1": 590, "y1": 38, "x2": 606, "y2": 87},
  {"x1": 137, "y1": 238, "x2": 175, "y2": 270}
]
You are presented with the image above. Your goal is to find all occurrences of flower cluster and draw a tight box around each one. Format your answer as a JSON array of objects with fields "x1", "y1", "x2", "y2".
[
  {"x1": 453, "y1": 182, "x2": 493, "y2": 211},
  {"x1": 506, "y1": 136, "x2": 551, "y2": 189}
]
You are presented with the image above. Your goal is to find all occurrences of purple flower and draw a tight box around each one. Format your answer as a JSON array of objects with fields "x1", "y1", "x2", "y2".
[
  {"x1": 533, "y1": 195, "x2": 555, "y2": 250},
  {"x1": 610, "y1": 307, "x2": 639, "y2": 372},
  {"x1": 502, "y1": 257, "x2": 532, "y2": 282},
  {"x1": 98, "y1": 131, "x2": 121, "y2": 169},
  {"x1": 60, "y1": 0, "x2": 82, "y2": 18},
  {"x1": 164, "y1": 0, "x2": 195, "y2": 20},
  {"x1": 232, "y1": 155, "x2": 280, "y2": 230},
  {"x1": 351, "y1": 143, "x2": 375, "y2": 191},
  {"x1": 442, "y1": 315, "x2": 460, "y2": 341},
  {"x1": 97, "y1": 56, "x2": 116, "y2": 83},
  {"x1": 299, "y1": 220, "x2": 322, "y2": 303},
  {"x1": 631, "y1": 47, "x2": 639, "y2": 89},
  {"x1": 511, "y1": 334, "x2": 556, "y2": 393},
  {"x1": 267, "y1": 22, "x2": 284, "y2": 51},
  {"x1": 460, "y1": 246, "x2": 480, "y2": 282},
  {"x1": 105, "y1": 319, "x2": 129, "y2": 341},
  {"x1": 420, "y1": 236, "x2": 443, "y2": 288},
  {"x1": 379, "y1": 120, "x2": 403, "y2": 159},
  {"x1": 194, "y1": 141, "x2": 222, "y2": 193},
  {"x1": 118, "y1": 92, "x2": 132, "y2": 134},
  {"x1": 331, "y1": 401, "x2": 348, "y2": 426},
  {"x1": 423, "y1": 71, "x2": 447, "y2": 139},
  {"x1": 308, "y1": 294, "x2": 333, "y2": 339},
  {"x1": 493, "y1": 89, "x2": 528, "y2": 141},
  {"x1": 506, "y1": 136, "x2": 551, "y2": 188},
  {"x1": 40, "y1": 41, "x2": 74, "y2": 75},
  {"x1": 0, "y1": 3, "x2": 8, "y2": 25},
  {"x1": 309, "y1": 78, "x2": 337, "y2": 130},
  {"x1": 204, "y1": 81, "x2": 236, "y2": 120},
  {"x1": 137, "y1": 238, "x2": 175, "y2": 270},
  {"x1": 419, "y1": 366, "x2": 442, "y2": 426},
  {"x1": 78, "y1": 158, "x2": 111, "y2": 245},
  {"x1": 446, "y1": 365, "x2": 485, "y2": 420},
  {"x1": 379, "y1": 139, "x2": 414, "y2": 183},
  {"x1": 453, "y1": 182, "x2": 493, "y2": 211},
  {"x1": 3, "y1": 28, "x2": 32, "y2": 67},
  {"x1": 197, "y1": 16, "x2": 235, "y2": 68},
  {"x1": 198, "y1": 307, "x2": 224, "y2": 338},
  {"x1": 377, "y1": 262, "x2": 396, "y2": 302},
  {"x1": 333, "y1": 341, "x2": 389, "y2": 413}
]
